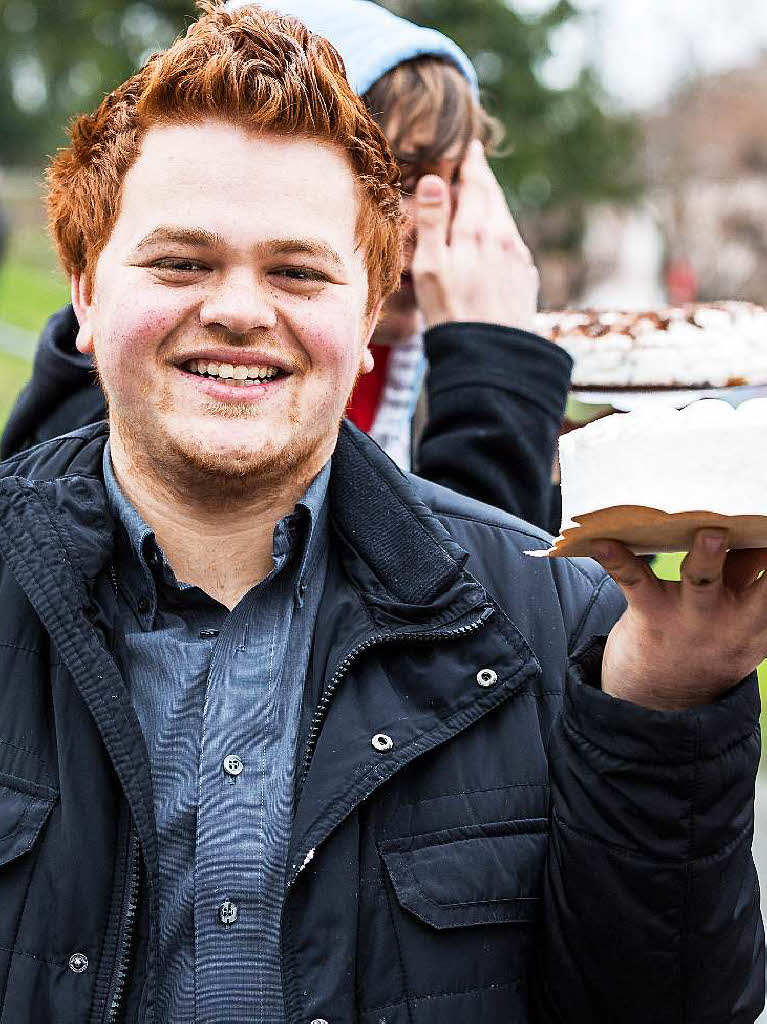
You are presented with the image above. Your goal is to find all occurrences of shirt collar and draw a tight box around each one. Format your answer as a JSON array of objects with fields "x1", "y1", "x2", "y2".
[
  {"x1": 293, "y1": 459, "x2": 331, "y2": 604},
  {"x1": 103, "y1": 440, "x2": 330, "y2": 608}
]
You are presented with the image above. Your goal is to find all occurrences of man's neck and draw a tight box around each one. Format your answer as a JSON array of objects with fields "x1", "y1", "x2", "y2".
[{"x1": 109, "y1": 437, "x2": 324, "y2": 610}]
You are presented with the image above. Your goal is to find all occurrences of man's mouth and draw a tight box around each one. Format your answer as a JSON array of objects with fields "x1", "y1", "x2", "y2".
[{"x1": 180, "y1": 358, "x2": 287, "y2": 388}]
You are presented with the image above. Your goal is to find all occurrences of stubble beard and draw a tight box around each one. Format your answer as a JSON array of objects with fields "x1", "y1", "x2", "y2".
[{"x1": 101, "y1": 362, "x2": 343, "y2": 505}]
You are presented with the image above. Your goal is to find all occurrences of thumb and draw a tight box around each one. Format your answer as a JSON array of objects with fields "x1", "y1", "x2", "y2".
[{"x1": 413, "y1": 174, "x2": 450, "y2": 262}]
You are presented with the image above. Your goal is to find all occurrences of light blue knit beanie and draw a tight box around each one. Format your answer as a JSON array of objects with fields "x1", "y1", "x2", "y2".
[{"x1": 225, "y1": 0, "x2": 478, "y2": 97}]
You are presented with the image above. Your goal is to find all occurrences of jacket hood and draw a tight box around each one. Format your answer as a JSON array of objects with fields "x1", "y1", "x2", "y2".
[{"x1": 0, "y1": 304, "x2": 102, "y2": 460}]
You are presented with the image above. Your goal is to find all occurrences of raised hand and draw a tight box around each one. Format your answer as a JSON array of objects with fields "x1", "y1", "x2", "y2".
[
  {"x1": 592, "y1": 529, "x2": 767, "y2": 710},
  {"x1": 410, "y1": 140, "x2": 539, "y2": 332}
]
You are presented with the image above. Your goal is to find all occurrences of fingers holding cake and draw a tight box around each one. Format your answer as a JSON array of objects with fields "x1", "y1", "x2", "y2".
[
  {"x1": 593, "y1": 528, "x2": 767, "y2": 710},
  {"x1": 679, "y1": 528, "x2": 728, "y2": 604},
  {"x1": 590, "y1": 539, "x2": 661, "y2": 611},
  {"x1": 724, "y1": 547, "x2": 767, "y2": 592}
]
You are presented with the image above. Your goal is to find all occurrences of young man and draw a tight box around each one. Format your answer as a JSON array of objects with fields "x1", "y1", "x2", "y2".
[
  {"x1": 1, "y1": 0, "x2": 569, "y2": 533},
  {"x1": 0, "y1": 5, "x2": 762, "y2": 1023}
]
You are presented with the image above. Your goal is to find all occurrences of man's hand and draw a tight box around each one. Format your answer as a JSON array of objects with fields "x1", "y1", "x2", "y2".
[
  {"x1": 592, "y1": 529, "x2": 767, "y2": 710},
  {"x1": 410, "y1": 140, "x2": 539, "y2": 332}
]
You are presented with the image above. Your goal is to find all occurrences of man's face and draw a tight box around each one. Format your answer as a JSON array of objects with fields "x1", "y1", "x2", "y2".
[
  {"x1": 375, "y1": 114, "x2": 466, "y2": 344},
  {"x1": 74, "y1": 120, "x2": 377, "y2": 489}
]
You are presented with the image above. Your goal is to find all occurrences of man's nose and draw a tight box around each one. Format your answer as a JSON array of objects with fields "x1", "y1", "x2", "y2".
[{"x1": 199, "y1": 270, "x2": 277, "y2": 334}]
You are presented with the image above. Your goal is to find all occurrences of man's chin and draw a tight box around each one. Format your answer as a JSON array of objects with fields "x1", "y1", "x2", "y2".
[
  {"x1": 167, "y1": 430, "x2": 307, "y2": 483},
  {"x1": 119, "y1": 418, "x2": 337, "y2": 499}
]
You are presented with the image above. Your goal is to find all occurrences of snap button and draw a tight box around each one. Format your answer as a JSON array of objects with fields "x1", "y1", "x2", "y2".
[
  {"x1": 371, "y1": 733, "x2": 394, "y2": 752},
  {"x1": 476, "y1": 668, "x2": 498, "y2": 688},
  {"x1": 223, "y1": 754, "x2": 244, "y2": 777},
  {"x1": 219, "y1": 900, "x2": 238, "y2": 925},
  {"x1": 69, "y1": 952, "x2": 89, "y2": 973}
]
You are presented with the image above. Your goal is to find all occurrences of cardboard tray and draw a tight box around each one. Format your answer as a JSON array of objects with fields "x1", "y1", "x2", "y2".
[
  {"x1": 527, "y1": 506, "x2": 767, "y2": 559},
  {"x1": 570, "y1": 383, "x2": 767, "y2": 412}
]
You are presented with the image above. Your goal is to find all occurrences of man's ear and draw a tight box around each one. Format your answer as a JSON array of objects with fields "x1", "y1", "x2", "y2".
[
  {"x1": 71, "y1": 273, "x2": 95, "y2": 354},
  {"x1": 360, "y1": 346, "x2": 375, "y2": 375},
  {"x1": 359, "y1": 298, "x2": 384, "y2": 374}
]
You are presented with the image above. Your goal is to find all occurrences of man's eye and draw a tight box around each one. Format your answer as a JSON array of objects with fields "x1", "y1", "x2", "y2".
[
  {"x1": 152, "y1": 259, "x2": 206, "y2": 272},
  {"x1": 277, "y1": 267, "x2": 326, "y2": 282}
]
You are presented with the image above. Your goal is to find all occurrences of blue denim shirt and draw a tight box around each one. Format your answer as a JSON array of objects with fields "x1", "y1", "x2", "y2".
[{"x1": 103, "y1": 442, "x2": 329, "y2": 1023}]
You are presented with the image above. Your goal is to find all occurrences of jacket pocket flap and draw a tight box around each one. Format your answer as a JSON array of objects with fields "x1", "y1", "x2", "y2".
[
  {"x1": 0, "y1": 771, "x2": 58, "y2": 868},
  {"x1": 380, "y1": 818, "x2": 546, "y2": 929}
]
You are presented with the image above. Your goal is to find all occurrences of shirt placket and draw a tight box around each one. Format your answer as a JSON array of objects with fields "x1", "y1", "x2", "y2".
[{"x1": 193, "y1": 554, "x2": 295, "y2": 1023}]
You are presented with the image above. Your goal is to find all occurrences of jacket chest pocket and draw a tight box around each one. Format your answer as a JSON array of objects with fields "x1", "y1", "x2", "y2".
[
  {"x1": 358, "y1": 819, "x2": 546, "y2": 1023},
  {"x1": 0, "y1": 771, "x2": 57, "y2": 869},
  {"x1": 380, "y1": 819, "x2": 546, "y2": 929}
]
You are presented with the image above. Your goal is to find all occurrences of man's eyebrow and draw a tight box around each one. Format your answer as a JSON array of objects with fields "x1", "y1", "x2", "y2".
[
  {"x1": 130, "y1": 230, "x2": 345, "y2": 268},
  {"x1": 262, "y1": 238, "x2": 345, "y2": 268},
  {"x1": 131, "y1": 226, "x2": 225, "y2": 252}
]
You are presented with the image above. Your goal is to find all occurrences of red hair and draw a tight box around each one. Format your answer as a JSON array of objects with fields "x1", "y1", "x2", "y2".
[{"x1": 46, "y1": 1, "x2": 403, "y2": 311}]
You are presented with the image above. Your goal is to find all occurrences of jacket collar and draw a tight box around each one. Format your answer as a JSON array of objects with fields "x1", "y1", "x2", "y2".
[{"x1": 0, "y1": 419, "x2": 478, "y2": 619}]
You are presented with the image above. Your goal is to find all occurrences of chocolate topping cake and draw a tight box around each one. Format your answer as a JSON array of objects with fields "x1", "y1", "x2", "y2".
[{"x1": 534, "y1": 301, "x2": 767, "y2": 389}]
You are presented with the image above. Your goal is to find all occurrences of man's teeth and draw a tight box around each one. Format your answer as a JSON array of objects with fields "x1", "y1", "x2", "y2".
[{"x1": 185, "y1": 360, "x2": 281, "y2": 385}]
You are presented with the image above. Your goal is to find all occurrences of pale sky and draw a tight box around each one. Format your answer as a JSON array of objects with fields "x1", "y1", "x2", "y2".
[{"x1": 510, "y1": 0, "x2": 767, "y2": 110}]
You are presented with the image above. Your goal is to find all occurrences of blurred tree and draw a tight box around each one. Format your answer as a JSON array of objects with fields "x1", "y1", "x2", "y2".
[
  {"x1": 384, "y1": 0, "x2": 641, "y2": 226},
  {"x1": 0, "y1": 0, "x2": 194, "y2": 165},
  {"x1": 0, "y1": 0, "x2": 640, "y2": 232}
]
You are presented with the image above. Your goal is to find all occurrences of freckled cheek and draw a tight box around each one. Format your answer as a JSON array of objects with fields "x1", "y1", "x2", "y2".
[
  {"x1": 95, "y1": 292, "x2": 193, "y2": 377},
  {"x1": 295, "y1": 304, "x2": 367, "y2": 379}
]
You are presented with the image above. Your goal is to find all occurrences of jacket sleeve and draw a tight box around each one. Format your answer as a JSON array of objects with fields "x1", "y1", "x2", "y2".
[
  {"x1": 0, "y1": 306, "x2": 105, "y2": 460},
  {"x1": 414, "y1": 323, "x2": 571, "y2": 531},
  {"x1": 533, "y1": 593, "x2": 765, "y2": 1022}
]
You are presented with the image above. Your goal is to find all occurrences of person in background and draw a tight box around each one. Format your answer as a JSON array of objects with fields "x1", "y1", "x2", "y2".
[{"x1": 1, "y1": 0, "x2": 571, "y2": 533}]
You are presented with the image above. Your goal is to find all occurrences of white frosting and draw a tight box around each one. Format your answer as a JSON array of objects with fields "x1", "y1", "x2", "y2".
[
  {"x1": 559, "y1": 398, "x2": 767, "y2": 527},
  {"x1": 535, "y1": 302, "x2": 767, "y2": 388}
]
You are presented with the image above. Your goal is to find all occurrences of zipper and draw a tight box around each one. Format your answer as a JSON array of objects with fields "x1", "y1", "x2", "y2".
[
  {"x1": 281, "y1": 604, "x2": 495, "y2": 1019},
  {"x1": 105, "y1": 829, "x2": 141, "y2": 1024},
  {"x1": 291, "y1": 604, "x2": 494, "y2": 877}
]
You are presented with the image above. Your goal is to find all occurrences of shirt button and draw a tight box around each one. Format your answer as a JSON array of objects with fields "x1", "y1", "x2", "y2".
[
  {"x1": 371, "y1": 733, "x2": 394, "y2": 753},
  {"x1": 223, "y1": 754, "x2": 244, "y2": 777},
  {"x1": 137, "y1": 596, "x2": 151, "y2": 615},
  {"x1": 69, "y1": 952, "x2": 89, "y2": 973},
  {"x1": 199, "y1": 628, "x2": 220, "y2": 639},
  {"x1": 476, "y1": 668, "x2": 498, "y2": 688},
  {"x1": 147, "y1": 549, "x2": 161, "y2": 569},
  {"x1": 310, "y1": 1019, "x2": 329, "y2": 1024},
  {"x1": 219, "y1": 900, "x2": 238, "y2": 926}
]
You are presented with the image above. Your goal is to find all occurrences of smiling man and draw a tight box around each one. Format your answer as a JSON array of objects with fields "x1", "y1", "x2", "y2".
[
  {"x1": 68, "y1": 117, "x2": 387, "y2": 608},
  {"x1": 0, "y1": 4, "x2": 763, "y2": 1024}
]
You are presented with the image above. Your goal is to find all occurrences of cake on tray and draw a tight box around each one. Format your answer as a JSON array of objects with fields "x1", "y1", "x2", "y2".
[
  {"x1": 531, "y1": 398, "x2": 767, "y2": 557},
  {"x1": 534, "y1": 301, "x2": 767, "y2": 390}
]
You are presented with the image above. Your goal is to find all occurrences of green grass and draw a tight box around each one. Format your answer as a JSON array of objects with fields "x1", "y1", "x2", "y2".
[
  {"x1": 0, "y1": 259, "x2": 69, "y2": 334},
  {"x1": 0, "y1": 352, "x2": 32, "y2": 429}
]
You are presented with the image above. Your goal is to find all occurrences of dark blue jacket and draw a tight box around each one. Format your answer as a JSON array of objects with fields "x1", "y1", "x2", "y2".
[{"x1": 0, "y1": 422, "x2": 762, "y2": 1023}]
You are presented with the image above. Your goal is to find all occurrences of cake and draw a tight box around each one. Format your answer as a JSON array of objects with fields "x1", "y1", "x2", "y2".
[
  {"x1": 534, "y1": 301, "x2": 767, "y2": 389},
  {"x1": 530, "y1": 398, "x2": 767, "y2": 557}
]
